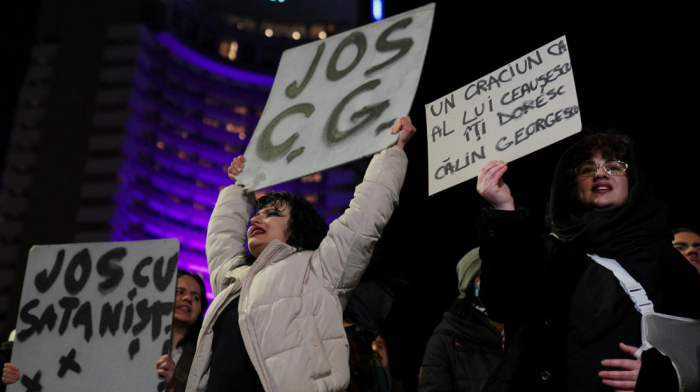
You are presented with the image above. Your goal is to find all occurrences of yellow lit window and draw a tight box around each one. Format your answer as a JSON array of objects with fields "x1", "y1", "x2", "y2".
[
  {"x1": 203, "y1": 117, "x2": 220, "y2": 127},
  {"x1": 304, "y1": 194, "x2": 319, "y2": 203},
  {"x1": 233, "y1": 105, "x2": 248, "y2": 115}
]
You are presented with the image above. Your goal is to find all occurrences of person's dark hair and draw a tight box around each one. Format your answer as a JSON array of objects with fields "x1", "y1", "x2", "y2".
[
  {"x1": 244, "y1": 191, "x2": 328, "y2": 265},
  {"x1": 570, "y1": 131, "x2": 631, "y2": 167},
  {"x1": 672, "y1": 227, "x2": 700, "y2": 237},
  {"x1": 177, "y1": 270, "x2": 208, "y2": 347}
]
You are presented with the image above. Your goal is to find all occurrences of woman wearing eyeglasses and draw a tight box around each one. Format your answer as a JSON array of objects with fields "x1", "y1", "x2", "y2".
[{"x1": 475, "y1": 132, "x2": 700, "y2": 392}]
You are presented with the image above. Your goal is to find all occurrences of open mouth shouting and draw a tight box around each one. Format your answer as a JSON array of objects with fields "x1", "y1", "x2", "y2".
[
  {"x1": 592, "y1": 181, "x2": 612, "y2": 193},
  {"x1": 249, "y1": 225, "x2": 266, "y2": 238},
  {"x1": 175, "y1": 304, "x2": 192, "y2": 313}
]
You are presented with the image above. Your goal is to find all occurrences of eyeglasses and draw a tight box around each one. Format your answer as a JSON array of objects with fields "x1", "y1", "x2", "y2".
[{"x1": 575, "y1": 161, "x2": 629, "y2": 177}]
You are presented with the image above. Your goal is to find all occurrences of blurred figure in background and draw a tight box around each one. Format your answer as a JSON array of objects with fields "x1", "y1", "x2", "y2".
[
  {"x1": 344, "y1": 280, "x2": 396, "y2": 392},
  {"x1": 157, "y1": 270, "x2": 210, "y2": 392},
  {"x1": 672, "y1": 228, "x2": 700, "y2": 274},
  {"x1": 371, "y1": 334, "x2": 405, "y2": 392},
  {"x1": 418, "y1": 247, "x2": 504, "y2": 392}
]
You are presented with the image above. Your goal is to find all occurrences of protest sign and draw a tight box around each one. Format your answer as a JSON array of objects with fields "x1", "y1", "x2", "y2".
[
  {"x1": 425, "y1": 36, "x2": 581, "y2": 195},
  {"x1": 8, "y1": 239, "x2": 180, "y2": 392},
  {"x1": 236, "y1": 4, "x2": 434, "y2": 191}
]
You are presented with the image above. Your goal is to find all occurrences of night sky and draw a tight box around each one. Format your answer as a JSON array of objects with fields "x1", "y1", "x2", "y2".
[{"x1": 2, "y1": 1, "x2": 697, "y2": 390}]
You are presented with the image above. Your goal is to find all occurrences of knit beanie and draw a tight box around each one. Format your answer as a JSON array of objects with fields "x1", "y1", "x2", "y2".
[{"x1": 456, "y1": 247, "x2": 482, "y2": 296}]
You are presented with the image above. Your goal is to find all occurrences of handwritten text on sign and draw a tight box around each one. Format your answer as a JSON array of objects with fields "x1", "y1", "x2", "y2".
[
  {"x1": 8, "y1": 239, "x2": 180, "y2": 392},
  {"x1": 236, "y1": 4, "x2": 434, "y2": 191},
  {"x1": 425, "y1": 36, "x2": 581, "y2": 195}
]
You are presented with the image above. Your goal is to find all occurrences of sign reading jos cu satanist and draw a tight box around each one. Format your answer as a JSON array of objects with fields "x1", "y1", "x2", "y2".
[
  {"x1": 426, "y1": 36, "x2": 581, "y2": 195},
  {"x1": 9, "y1": 239, "x2": 180, "y2": 392}
]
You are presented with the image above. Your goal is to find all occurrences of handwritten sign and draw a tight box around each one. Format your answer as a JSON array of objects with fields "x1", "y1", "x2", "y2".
[
  {"x1": 8, "y1": 239, "x2": 180, "y2": 392},
  {"x1": 425, "y1": 36, "x2": 581, "y2": 195},
  {"x1": 236, "y1": 4, "x2": 435, "y2": 191}
]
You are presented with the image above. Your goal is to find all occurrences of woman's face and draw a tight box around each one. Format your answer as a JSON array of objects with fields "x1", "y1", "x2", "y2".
[
  {"x1": 575, "y1": 153, "x2": 629, "y2": 212},
  {"x1": 247, "y1": 203, "x2": 291, "y2": 258},
  {"x1": 173, "y1": 275, "x2": 203, "y2": 327}
]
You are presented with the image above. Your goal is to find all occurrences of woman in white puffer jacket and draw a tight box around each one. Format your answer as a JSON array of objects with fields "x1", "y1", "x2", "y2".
[{"x1": 185, "y1": 117, "x2": 415, "y2": 392}]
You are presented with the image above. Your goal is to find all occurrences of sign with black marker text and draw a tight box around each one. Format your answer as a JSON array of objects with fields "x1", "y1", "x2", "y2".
[
  {"x1": 426, "y1": 36, "x2": 581, "y2": 195},
  {"x1": 9, "y1": 239, "x2": 180, "y2": 392},
  {"x1": 236, "y1": 4, "x2": 435, "y2": 191}
]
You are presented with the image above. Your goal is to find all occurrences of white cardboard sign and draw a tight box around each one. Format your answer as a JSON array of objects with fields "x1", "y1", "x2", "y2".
[
  {"x1": 9, "y1": 239, "x2": 180, "y2": 392},
  {"x1": 425, "y1": 36, "x2": 581, "y2": 195},
  {"x1": 236, "y1": 4, "x2": 435, "y2": 191}
]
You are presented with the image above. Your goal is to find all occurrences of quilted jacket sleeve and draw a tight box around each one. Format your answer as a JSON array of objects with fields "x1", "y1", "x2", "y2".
[
  {"x1": 206, "y1": 184, "x2": 255, "y2": 295},
  {"x1": 314, "y1": 145, "x2": 408, "y2": 307},
  {"x1": 417, "y1": 334, "x2": 455, "y2": 392}
]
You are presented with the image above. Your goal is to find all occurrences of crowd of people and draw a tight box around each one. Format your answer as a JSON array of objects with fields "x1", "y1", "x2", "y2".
[{"x1": 3, "y1": 117, "x2": 700, "y2": 392}]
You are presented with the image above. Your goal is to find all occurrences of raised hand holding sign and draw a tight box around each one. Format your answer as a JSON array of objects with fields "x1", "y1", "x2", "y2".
[
  {"x1": 426, "y1": 36, "x2": 581, "y2": 195},
  {"x1": 236, "y1": 4, "x2": 434, "y2": 191}
]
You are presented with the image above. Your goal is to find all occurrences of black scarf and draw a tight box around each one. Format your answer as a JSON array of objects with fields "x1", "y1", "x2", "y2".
[{"x1": 548, "y1": 139, "x2": 675, "y2": 294}]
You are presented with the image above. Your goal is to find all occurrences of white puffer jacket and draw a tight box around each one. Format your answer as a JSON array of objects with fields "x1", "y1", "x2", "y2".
[{"x1": 185, "y1": 146, "x2": 408, "y2": 392}]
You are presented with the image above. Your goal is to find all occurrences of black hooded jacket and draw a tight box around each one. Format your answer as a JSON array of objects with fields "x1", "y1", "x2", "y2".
[
  {"x1": 418, "y1": 301, "x2": 504, "y2": 392},
  {"x1": 476, "y1": 139, "x2": 700, "y2": 391}
]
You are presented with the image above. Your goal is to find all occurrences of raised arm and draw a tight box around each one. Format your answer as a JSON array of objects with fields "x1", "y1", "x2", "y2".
[
  {"x1": 475, "y1": 160, "x2": 542, "y2": 324},
  {"x1": 315, "y1": 117, "x2": 415, "y2": 306},
  {"x1": 206, "y1": 156, "x2": 256, "y2": 295}
]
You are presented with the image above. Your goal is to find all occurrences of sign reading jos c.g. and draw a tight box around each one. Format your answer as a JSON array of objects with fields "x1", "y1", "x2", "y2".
[
  {"x1": 8, "y1": 239, "x2": 180, "y2": 392},
  {"x1": 426, "y1": 36, "x2": 581, "y2": 195},
  {"x1": 236, "y1": 4, "x2": 435, "y2": 191}
]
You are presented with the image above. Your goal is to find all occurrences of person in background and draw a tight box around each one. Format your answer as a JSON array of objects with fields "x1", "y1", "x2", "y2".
[
  {"x1": 672, "y1": 227, "x2": 700, "y2": 274},
  {"x1": 157, "y1": 270, "x2": 209, "y2": 392},
  {"x1": 344, "y1": 280, "x2": 395, "y2": 392},
  {"x1": 372, "y1": 334, "x2": 405, "y2": 392},
  {"x1": 475, "y1": 132, "x2": 700, "y2": 391},
  {"x1": 417, "y1": 247, "x2": 504, "y2": 392}
]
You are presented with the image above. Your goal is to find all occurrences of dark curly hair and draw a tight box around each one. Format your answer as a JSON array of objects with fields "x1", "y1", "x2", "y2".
[
  {"x1": 568, "y1": 132, "x2": 631, "y2": 173},
  {"x1": 244, "y1": 191, "x2": 328, "y2": 264},
  {"x1": 176, "y1": 270, "x2": 208, "y2": 347}
]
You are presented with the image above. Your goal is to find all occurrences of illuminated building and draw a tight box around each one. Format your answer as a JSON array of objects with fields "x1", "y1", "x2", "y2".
[
  {"x1": 0, "y1": 0, "x2": 368, "y2": 335},
  {"x1": 110, "y1": 0, "x2": 362, "y2": 298}
]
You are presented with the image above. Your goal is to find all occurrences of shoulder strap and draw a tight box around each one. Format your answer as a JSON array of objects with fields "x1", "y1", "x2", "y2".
[
  {"x1": 587, "y1": 254, "x2": 655, "y2": 358},
  {"x1": 587, "y1": 254, "x2": 655, "y2": 314}
]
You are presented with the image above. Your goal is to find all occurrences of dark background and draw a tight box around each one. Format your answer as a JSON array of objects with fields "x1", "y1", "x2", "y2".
[
  {"x1": 372, "y1": 2, "x2": 698, "y2": 390},
  {"x1": 3, "y1": 1, "x2": 697, "y2": 391}
]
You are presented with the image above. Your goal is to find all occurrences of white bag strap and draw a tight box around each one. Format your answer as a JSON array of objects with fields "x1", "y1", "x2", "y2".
[
  {"x1": 589, "y1": 255, "x2": 699, "y2": 391},
  {"x1": 587, "y1": 254, "x2": 655, "y2": 314},
  {"x1": 588, "y1": 254, "x2": 655, "y2": 358}
]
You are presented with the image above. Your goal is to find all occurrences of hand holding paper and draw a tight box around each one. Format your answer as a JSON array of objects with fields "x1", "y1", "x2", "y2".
[
  {"x1": 228, "y1": 155, "x2": 246, "y2": 183},
  {"x1": 392, "y1": 116, "x2": 417, "y2": 149},
  {"x1": 477, "y1": 160, "x2": 514, "y2": 211},
  {"x1": 156, "y1": 354, "x2": 176, "y2": 392},
  {"x1": 2, "y1": 363, "x2": 19, "y2": 385}
]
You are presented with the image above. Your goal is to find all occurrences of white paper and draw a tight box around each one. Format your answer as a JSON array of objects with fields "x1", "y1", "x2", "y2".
[
  {"x1": 8, "y1": 239, "x2": 180, "y2": 392},
  {"x1": 236, "y1": 4, "x2": 435, "y2": 191},
  {"x1": 425, "y1": 36, "x2": 581, "y2": 195}
]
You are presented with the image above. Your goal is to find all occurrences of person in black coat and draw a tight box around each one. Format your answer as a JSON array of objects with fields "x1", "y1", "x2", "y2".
[
  {"x1": 418, "y1": 247, "x2": 504, "y2": 392},
  {"x1": 475, "y1": 132, "x2": 700, "y2": 391}
]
